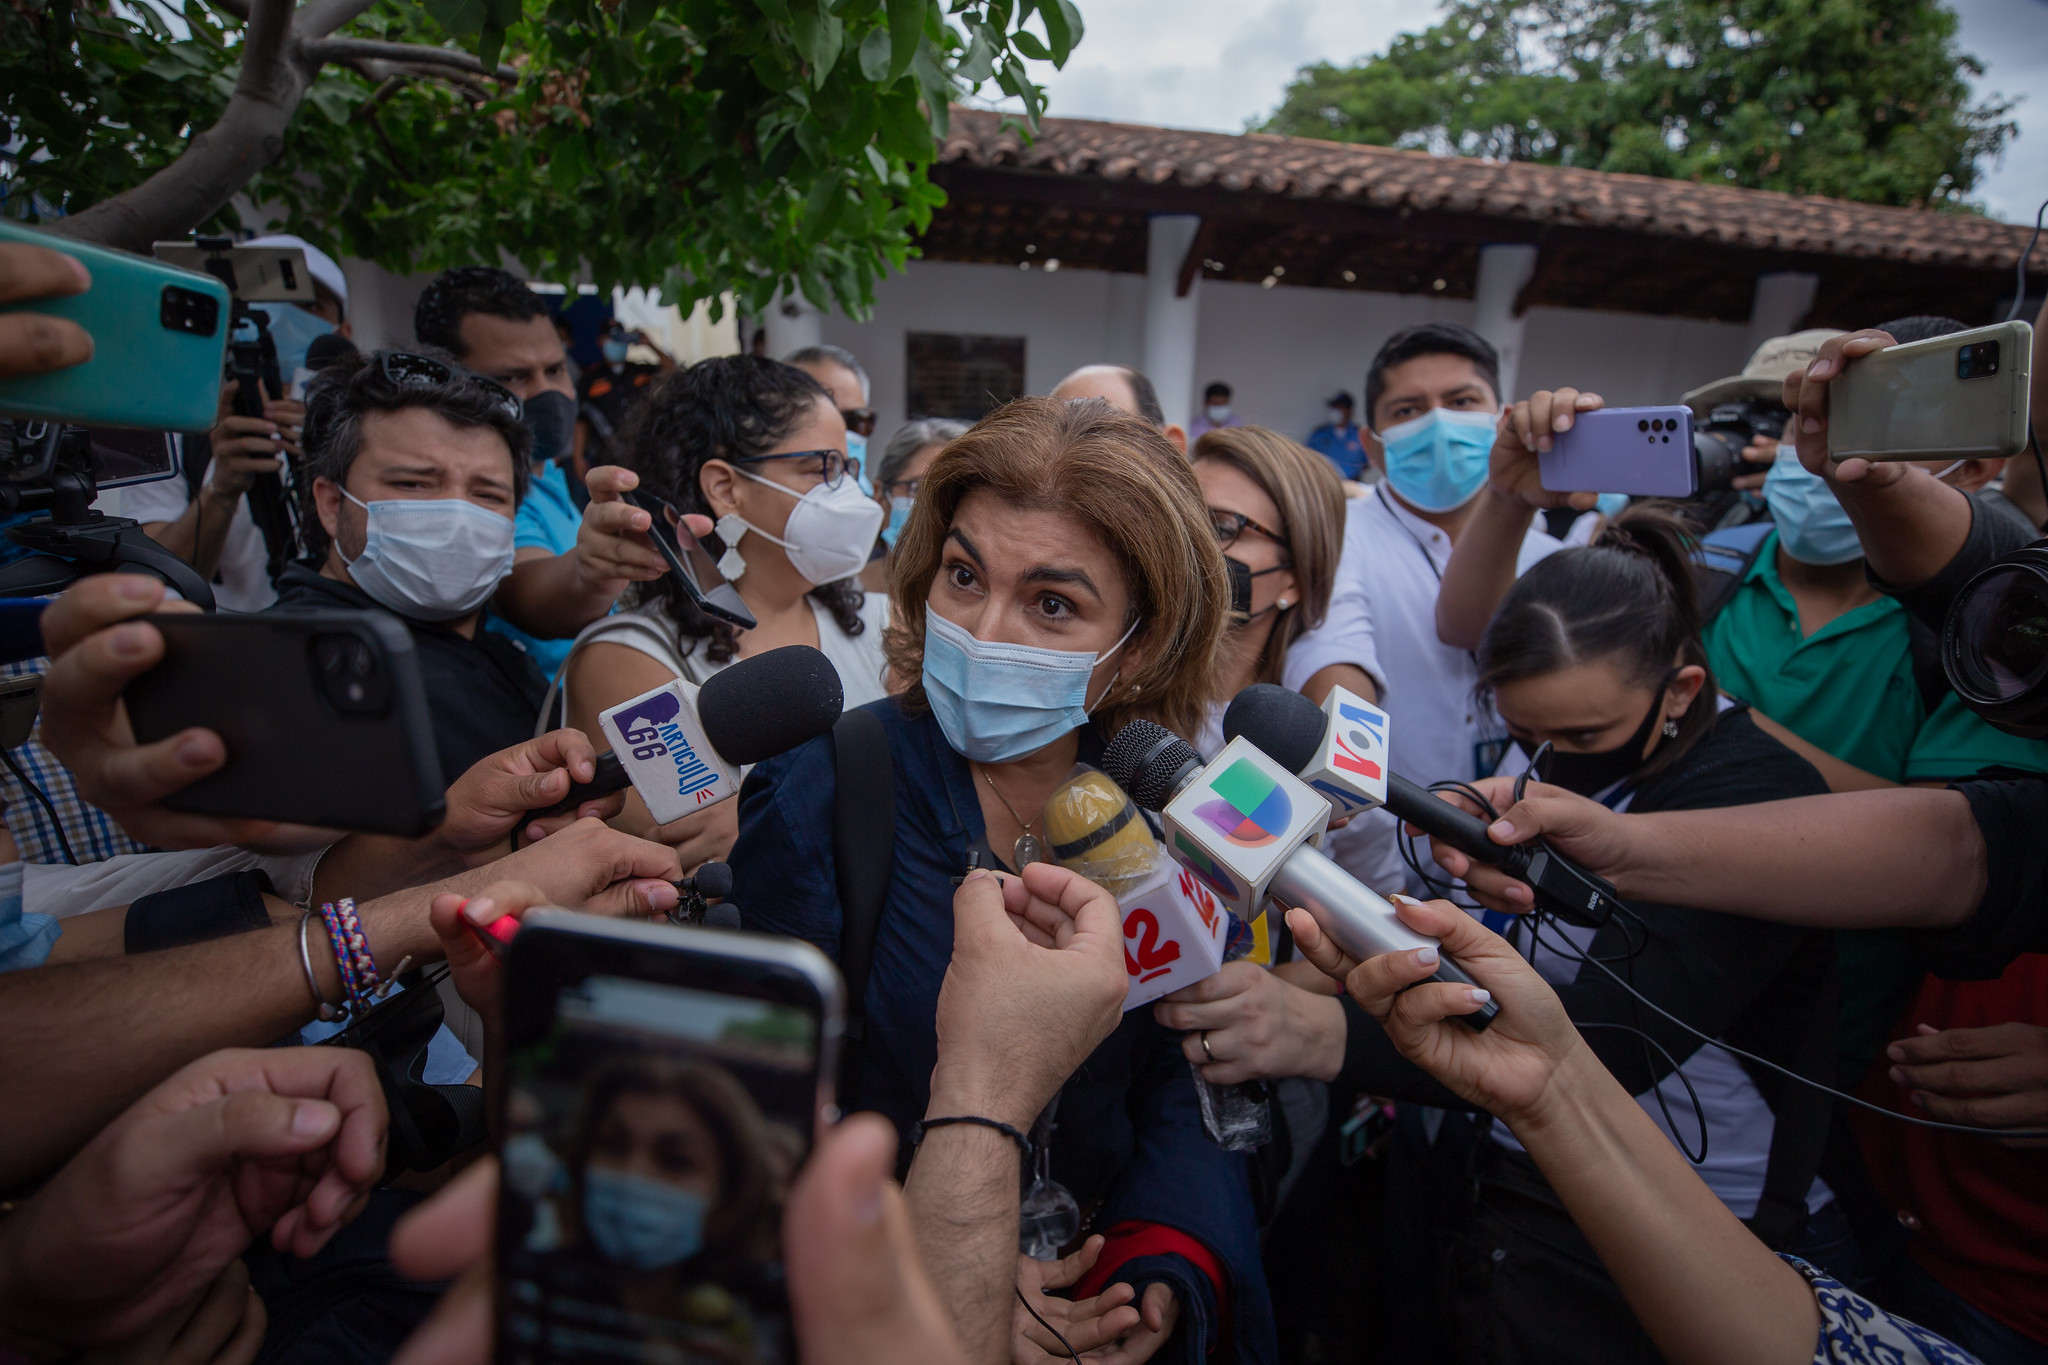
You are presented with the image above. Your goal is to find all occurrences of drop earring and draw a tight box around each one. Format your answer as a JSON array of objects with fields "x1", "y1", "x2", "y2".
[
  {"x1": 1661, "y1": 718, "x2": 1679, "y2": 739},
  {"x1": 715, "y1": 513, "x2": 749, "y2": 581}
]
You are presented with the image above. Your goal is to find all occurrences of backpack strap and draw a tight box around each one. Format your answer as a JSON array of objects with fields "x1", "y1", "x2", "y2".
[
  {"x1": 831, "y1": 707, "x2": 896, "y2": 1100},
  {"x1": 1694, "y1": 521, "x2": 1775, "y2": 624}
]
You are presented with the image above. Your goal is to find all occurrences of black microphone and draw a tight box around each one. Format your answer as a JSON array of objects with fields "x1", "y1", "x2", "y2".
[
  {"x1": 303, "y1": 331, "x2": 359, "y2": 371},
  {"x1": 536, "y1": 645, "x2": 844, "y2": 817},
  {"x1": 1221, "y1": 684, "x2": 1620, "y2": 929},
  {"x1": 671, "y1": 860, "x2": 739, "y2": 928},
  {"x1": 1105, "y1": 718, "x2": 1496, "y2": 1030}
]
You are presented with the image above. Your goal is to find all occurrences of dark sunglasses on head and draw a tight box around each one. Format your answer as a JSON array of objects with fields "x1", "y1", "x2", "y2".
[
  {"x1": 378, "y1": 351, "x2": 524, "y2": 424},
  {"x1": 840, "y1": 407, "x2": 878, "y2": 437}
]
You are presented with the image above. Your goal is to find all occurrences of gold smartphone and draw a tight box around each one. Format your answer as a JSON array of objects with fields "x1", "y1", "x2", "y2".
[{"x1": 1828, "y1": 320, "x2": 2033, "y2": 462}]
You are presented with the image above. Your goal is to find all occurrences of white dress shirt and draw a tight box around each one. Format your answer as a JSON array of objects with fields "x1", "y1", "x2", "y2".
[{"x1": 1283, "y1": 488, "x2": 1559, "y2": 893}]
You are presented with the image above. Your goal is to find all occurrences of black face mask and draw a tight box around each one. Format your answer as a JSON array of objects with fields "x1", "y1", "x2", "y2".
[
  {"x1": 523, "y1": 389, "x2": 577, "y2": 467},
  {"x1": 1519, "y1": 687, "x2": 1669, "y2": 798},
  {"x1": 1225, "y1": 554, "x2": 1290, "y2": 621}
]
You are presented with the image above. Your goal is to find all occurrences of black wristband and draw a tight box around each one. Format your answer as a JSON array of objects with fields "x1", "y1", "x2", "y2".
[{"x1": 910, "y1": 1115, "x2": 1033, "y2": 1164}]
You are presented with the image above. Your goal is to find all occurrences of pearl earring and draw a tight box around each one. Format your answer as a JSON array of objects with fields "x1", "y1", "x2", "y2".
[{"x1": 1276, "y1": 598, "x2": 1290, "y2": 610}]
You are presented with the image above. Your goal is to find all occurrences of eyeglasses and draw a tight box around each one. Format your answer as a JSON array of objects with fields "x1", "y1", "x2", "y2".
[
  {"x1": 732, "y1": 449, "x2": 863, "y2": 490},
  {"x1": 840, "y1": 408, "x2": 878, "y2": 437},
  {"x1": 1209, "y1": 508, "x2": 1287, "y2": 549},
  {"x1": 883, "y1": 475, "x2": 923, "y2": 500},
  {"x1": 377, "y1": 351, "x2": 524, "y2": 424}
]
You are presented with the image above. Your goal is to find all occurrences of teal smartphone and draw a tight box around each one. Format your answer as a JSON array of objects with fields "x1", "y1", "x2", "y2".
[{"x1": 0, "y1": 220, "x2": 229, "y2": 432}]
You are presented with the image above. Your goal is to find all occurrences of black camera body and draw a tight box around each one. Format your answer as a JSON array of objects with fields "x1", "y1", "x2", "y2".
[
  {"x1": 1692, "y1": 397, "x2": 1789, "y2": 495},
  {"x1": 1944, "y1": 538, "x2": 2048, "y2": 738}
]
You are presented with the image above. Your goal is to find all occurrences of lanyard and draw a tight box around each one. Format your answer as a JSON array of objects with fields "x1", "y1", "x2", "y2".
[{"x1": 1378, "y1": 487, "x2": 1446, "y2": 586}]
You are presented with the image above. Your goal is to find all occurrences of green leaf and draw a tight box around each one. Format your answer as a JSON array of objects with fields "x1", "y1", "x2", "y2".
[
  {"x1": 1039, "y1": 0, "x2": 1080, "y2": 67},
  {"x1": 753, "y1": 0, "x2": 792, "y2": 25},
  {"x1": 423, "y1": 0, "x2": 487, "y2": 37},
  {"x1": 803, "y1": 170, "x2": 847, "y2": 240},
  {"x1": 857, "y1": 24, "x2": 892, "y2": 81},
  {"x1": 885, "y1": 0, "x2": 924, "y2": 80},
  {"x1": 621, "y1": 0, "x2": 661, "y2": 33},
  {"x1": 875, "y1": 90, "x2": 932, "y2": 159},
  {"x1": 955, "y1": 26, "x2": 993, "y2": 82},
  {"x1": 476, "y1": 19, "x2": 507, "y2": 70},
  {"x1": 1009, "y1": 27, "x2": 1049, "y2": 60},
  {"x1": 484, "y1": 0, "x2": 523, "y2": 29},
  {"x1": 863, "y1": 142, "x2": 890, "y2": 179},
  {"x1": 790, "y1": 2, "x2": 845, "y2": 84}
]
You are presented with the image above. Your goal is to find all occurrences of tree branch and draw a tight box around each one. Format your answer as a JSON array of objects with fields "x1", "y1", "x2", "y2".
[
  {"x1": 52, "y1": 0, "x2": 305, "y2": 253},
  {"x1": 305, "y1": 37, "x2": 517, "y2": 81},
  {"x1": 292, "y1": 0, "x2": 381, "y2": 40}
]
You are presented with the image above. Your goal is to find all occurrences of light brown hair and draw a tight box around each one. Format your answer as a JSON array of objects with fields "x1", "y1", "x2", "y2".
[
  {"x1": 884, "y1": 396, "x2": 1228, "y2": 742},
  {"x1": 1191, "y1": 426, "x2": 1348, "y2": 687}
]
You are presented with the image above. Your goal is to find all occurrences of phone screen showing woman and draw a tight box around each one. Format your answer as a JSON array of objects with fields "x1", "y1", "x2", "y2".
[{"x1": 496, "y1": 935, "x2": 824, "y2": 1365}]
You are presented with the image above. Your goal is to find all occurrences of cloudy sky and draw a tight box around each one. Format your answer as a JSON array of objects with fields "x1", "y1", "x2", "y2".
[{"x1": 1021, "y1": 0, "x2": 2048, "y2": 224}]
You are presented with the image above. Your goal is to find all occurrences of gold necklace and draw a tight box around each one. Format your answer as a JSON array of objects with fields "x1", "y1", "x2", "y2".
[{"x1": 978, "y1": 765, "x2": 1047, "y2": 868}]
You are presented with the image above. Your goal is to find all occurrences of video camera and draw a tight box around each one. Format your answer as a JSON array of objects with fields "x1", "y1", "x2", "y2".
[
  {"x1": 0, "y1": 422, "x2": 214, "y2": 606},
  {"x1": 1942, "y1": 538, "x2": 2048, "y2": 737},
  {"x1": 1691, "y1": 396, "x2": 1788, "y2": 495},
  {"x1": 155, "y1": 238, "x2": 319, "y2": 580}
]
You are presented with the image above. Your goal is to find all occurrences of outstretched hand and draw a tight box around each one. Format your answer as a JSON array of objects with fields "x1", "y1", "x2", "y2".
[
  {"x1": 1485, "y1": 388, "x2": 1605, "y2": 511},
  {"x1": 437, "y1": 728, "x2": 625, "y2": 857},
  {"x1": 1411, "y1": 776, "x2": 1641, "y2": 915},
  {"x1": 929, "y1": 864, "x2": 1129, "y2": 1131},
  {"x1": 1780, "y1": 329, "x2": 1900, "y2": 485},
  {"x1": 1286, "y1": 897, "x2": 1586, "y2": 1126}
]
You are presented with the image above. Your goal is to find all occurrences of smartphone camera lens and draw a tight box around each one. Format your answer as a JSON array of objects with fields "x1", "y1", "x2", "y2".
[
  {"x1": 311, "y1": 633, "x2": 390, "y2": 717},
  {"x1": 1958, "y1": 341, "x2": 2001, "y2": 381},
  {"x1": 159, "y1": 286, "x2": 221, "y2": 339},
  {"x1": 1638, "y1": 419, "x2": 1649, "y2": 432}
]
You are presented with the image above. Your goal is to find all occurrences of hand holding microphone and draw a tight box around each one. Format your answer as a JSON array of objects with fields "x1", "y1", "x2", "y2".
[{"x1": 1103, "y1": 716, "x2": 1498, "y2": 1029}]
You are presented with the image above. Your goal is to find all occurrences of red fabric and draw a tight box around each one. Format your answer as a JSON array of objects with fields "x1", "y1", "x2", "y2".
[
  {"x1": 1071, "y1": 1218, "x2": 1229, "y2": 1341},
  {"x1": 1852, "y1": 954, "x2": 2048, "y2": 1345}
]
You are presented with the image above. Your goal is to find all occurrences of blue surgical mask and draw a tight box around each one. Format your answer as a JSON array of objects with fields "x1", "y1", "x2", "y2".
[
  {"x1": 1763, "y1": 447, "x2": 1863, "y2": 566},
  {"x1": 581, "y1": 1167, "x2": 707, "y2": 1269},
  {"x1": 246, "y1": 302, "x2": 333, "y2": 385},
  {"x1": 1594, "y1": 492, "x2": 1630, "y2": 519},
  {"x1": 922, "y1": 606, "x2": 1140, "y2": 763},
  {"x1": 881, "y1": 495, "x2": 915, "y2": 548},
  {"x1": 847, "y1": 431, "x2": 872, "y2": 496},
  {"x1": 1377, "y1": 407, "x2": 1496, "y2": 513},
  {"x1": 601, "y1": 338, "x2": 631, "y2": 364}
]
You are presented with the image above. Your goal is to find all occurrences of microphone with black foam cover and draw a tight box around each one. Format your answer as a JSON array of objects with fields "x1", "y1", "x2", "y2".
[
  {"x1": 535, "y1": 644, "x2": 844, "y2": 821},
  {"x1": 1105, "y1": 718, "x2": 1497, "y2": 1029},
  {"x1": 1222, "y1": 684, "x2": 1620, "y2": 930}
]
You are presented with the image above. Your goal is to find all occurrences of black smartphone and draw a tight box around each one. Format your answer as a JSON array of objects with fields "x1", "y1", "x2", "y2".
[
  {"x1": 621, "y1": 488, "x2": 757, "y2": 629},
  {"x1": 496, "y1": 911, "x2": 842, "y2": 1364},
  {"x1": 123, "y1": 611, "x2": 446, "y2": 836}
]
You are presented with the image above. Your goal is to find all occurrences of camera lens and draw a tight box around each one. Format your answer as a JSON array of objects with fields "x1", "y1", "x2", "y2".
[
  {"x1": 1951, "y1": 563, "x2": 2048, "y2": 705},
  {"x1": 1692, "y1": 428, "x2": 1744, "y2": 494},
  {"x1": 1638, "y1": 419, "x2": 1649, "y2": 432},
  {"x1": 309, "y1": 632, "x2": 389, "y2": 717}
]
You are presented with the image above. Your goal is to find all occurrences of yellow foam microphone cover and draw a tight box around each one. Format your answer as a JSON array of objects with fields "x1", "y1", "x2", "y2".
[{"x1": 1044, "y1": 766, "x2": 1160, "y2": 898}]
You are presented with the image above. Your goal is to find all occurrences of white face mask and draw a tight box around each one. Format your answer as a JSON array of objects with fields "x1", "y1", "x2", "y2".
[
  {"x1": 1206, "y1": 404, "x2": 1232, "y2": 423},
  {"x1": 340, "y1": 489, "x2": 516, "y2": 621},
  {"x1": 717, "y1": 468, "x2": 884, "y2": 586}
]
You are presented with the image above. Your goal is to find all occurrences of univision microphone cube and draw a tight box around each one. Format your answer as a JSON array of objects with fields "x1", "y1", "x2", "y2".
[
  {"x1": 1117, "y1": 862, "x2": 1231, "y2": 1012},
  {"x1": 1159, "y1": 736, "x2": 1330, "y2": 923},
  {"x1": 1302, "y1": 685, "x2": 1391, "y2": 817},
  {"x1": 598, "y1": 679, "x2": 741, "y2": 825}
]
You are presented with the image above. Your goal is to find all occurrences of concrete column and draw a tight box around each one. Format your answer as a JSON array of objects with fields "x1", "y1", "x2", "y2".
[
  {"x1": 1143, "y1": 215, "x2": 1203, "y2": 429},
  {"x1": 763, "y1": 289, "x2": 823, "y2": 359},
  {"x1": 1472, "y1": 243, "x2": 1539, "y2": 401},
  {"x1": 1746, "y1": 272, "x2": 1820, "y2": 355}
]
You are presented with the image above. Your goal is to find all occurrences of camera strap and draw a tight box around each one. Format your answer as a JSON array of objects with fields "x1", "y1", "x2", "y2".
[{"x1": 830, "y1": 707, "x2": 895, "y2": 1103}]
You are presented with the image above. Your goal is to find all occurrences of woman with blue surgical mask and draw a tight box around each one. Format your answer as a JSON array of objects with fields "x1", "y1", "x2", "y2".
[
  {"x1": 861, "y1": 417, "x2": 968, "y2": 592},
  {"x1": 549, "y1": 1060, "x2": 784, "y2": 1347},
  {"x1": 555, "y1": 356, "x2": 889, "y2": 865},
  {"x1": 728, "y1": 397, "x2": 1278, "y2": 1365}
]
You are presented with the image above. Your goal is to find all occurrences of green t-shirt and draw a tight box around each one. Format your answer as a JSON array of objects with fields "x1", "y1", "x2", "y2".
[
  {"x1": 1904, "y1": 690, "x2": 2048, "y2": 782},
  {"x1": 1701, "y1": 531, "x2": 1925, "y2": 782},
  {"x1": 1702, "y1": 531, "x2": 1929, "y2": 1081}
]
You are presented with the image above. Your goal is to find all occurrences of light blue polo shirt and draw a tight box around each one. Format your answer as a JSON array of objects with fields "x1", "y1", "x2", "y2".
[{"x1": 487, "y1": 461, "x2": 583, "y2": 683}]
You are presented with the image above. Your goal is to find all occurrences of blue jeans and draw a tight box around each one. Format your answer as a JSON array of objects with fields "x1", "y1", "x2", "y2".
[{"x1": 1899, "y1": 1263, "x2": 2048, "y2": 1365}]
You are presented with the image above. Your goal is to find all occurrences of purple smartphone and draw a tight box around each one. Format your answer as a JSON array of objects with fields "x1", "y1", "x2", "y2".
[{"x1": 1538, "y1": 406, "x2": 1697, "y2": 497}]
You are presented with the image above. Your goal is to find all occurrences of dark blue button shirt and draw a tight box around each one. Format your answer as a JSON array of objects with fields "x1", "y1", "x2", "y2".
[
  {"x1": 1306, "y1": 423, "x2": 1368, "y2": 480},
  {"x1": 730, "y1": 697, "x2": 1275, "y2": 1364}
]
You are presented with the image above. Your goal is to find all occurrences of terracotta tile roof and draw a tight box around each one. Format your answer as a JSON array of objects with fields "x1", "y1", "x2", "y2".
[{"x1": 937, "y1": 107, "x2": 2046, "y2": 274}]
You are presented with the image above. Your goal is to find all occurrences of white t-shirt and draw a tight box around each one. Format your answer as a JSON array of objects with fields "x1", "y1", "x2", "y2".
[
  {"x1": 1282, "y1": 488, "x2": 1559, "y2": 895},
  {"x1": 546, "y1": 593, "x2": 892, "y2": 733},
  {"x1": 119, "y1": 457, "x2": 279, "y2": 613}
]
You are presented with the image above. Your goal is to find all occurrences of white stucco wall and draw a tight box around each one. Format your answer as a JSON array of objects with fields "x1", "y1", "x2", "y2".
[
  {"x1": 819, "y1": 259, "x2": 1757, "y2": 447},
  {"x1": 341, "y1": 251, "x2": 1759, "y2": 452}
]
